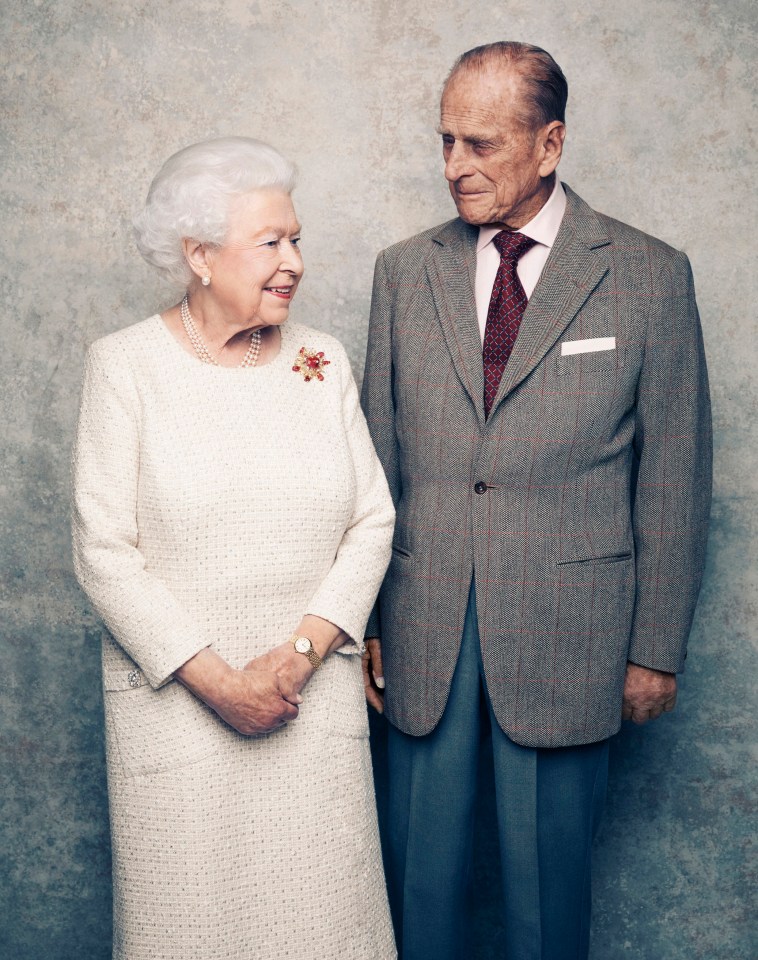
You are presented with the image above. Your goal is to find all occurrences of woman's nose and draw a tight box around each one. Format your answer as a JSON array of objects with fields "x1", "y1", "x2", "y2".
[{"x1": 280, "y1": 241, "x2": 303, "y2": 274}]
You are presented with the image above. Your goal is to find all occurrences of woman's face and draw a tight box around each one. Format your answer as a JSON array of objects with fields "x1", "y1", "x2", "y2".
[{"x1": 205, "y1": 189, "x2": 303, "y2": 329}]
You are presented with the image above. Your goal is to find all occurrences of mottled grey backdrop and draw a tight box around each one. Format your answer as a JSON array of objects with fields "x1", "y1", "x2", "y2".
[{"x1": 1, "y1": 0, "x2": 755, "y2": 957}]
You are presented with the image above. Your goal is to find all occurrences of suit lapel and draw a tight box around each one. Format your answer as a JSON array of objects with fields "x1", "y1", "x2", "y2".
[
  {"x1": 426, "y1": 220, "x2": 486, "y2": 424},
  {"x1": 488, "y1": 186, "x2": 611, "y2": 417}
]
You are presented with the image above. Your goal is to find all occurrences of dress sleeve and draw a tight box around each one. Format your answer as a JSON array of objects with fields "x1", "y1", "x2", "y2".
[
  {"x1": 305, "y1": 344, "x2": 395, "y2": 652},
  {"x1": 71, "y1": 341, "x2": 210, "y2": 688}
]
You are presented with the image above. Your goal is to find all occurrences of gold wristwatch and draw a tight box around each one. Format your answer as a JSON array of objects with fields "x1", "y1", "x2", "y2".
[{"x1": 289, "y1": 634, "x2": 323, "y2": 669}]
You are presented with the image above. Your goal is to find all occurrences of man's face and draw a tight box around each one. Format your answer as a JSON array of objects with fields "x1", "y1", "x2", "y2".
[{"x1": 439, "y1": 66, "x2": 555, "y2": 229}]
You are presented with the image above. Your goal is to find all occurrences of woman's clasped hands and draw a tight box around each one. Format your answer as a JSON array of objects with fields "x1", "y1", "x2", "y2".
[{"x1": 176, "y1": 642, "x2": 314, "y2": 736}]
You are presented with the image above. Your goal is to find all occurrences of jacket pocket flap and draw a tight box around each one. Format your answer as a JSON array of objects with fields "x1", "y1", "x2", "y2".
[{"x1": 557, "y1": 550, "x2": 632, "y2": 566}]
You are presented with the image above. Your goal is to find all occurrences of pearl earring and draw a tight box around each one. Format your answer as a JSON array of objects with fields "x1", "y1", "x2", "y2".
[{"x1": 202, "y1": 275, "x2": 211, "y2": 286}]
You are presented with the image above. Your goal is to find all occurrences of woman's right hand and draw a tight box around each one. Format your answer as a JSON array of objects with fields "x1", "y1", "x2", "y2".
[
  {"x1": 176, "y1": 647, "x2": 300, "y2": 736},
  {"x1": 211, "y1": 663, "x2": 301, "y2": 735}
]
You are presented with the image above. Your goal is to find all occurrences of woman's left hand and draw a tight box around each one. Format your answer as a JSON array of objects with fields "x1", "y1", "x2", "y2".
[
  {"x1": 247, "y1": 617, "x2": 350, "y2": 703},
  {"x1": 245, "y1": 642, "x2": 315, "y2": 704}
]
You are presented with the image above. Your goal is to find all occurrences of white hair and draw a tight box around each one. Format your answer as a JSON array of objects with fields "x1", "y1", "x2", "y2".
[{"x1": 133, "y1": 137, "x2": 297, "y2": 285}]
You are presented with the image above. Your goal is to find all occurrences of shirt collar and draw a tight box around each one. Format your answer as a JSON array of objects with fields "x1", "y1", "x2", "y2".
[{"x1": 476, "y1": 177, "x2": 567, "y2": 252}]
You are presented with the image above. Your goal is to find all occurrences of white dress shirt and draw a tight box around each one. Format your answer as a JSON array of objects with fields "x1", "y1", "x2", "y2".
[{"x1": 475, "y1": 177, "x2": 567, "y2": 342}]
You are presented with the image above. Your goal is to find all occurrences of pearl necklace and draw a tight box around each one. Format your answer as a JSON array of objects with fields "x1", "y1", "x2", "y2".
[{"x1": 180, "y1": 294, "x2": 262, "y2": 368}]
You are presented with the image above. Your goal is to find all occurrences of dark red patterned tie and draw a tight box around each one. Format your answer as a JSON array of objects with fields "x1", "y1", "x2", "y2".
[{"x1": 483, "y1": 231, "x2": 537, "y2": 417}]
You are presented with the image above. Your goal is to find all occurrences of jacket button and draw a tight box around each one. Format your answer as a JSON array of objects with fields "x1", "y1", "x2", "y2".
[{"x1": 474, "y1": 481, "x2": 488, "y2": 494}]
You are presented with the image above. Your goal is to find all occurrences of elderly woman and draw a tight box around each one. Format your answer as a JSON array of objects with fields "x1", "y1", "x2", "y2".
[{"x1": 72, "y1": 137, "x2": 396, "y2": 960}]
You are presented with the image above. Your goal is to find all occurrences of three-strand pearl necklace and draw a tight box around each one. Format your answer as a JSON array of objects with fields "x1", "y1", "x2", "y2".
[{"x1": 180, "y1": 294, "x2": 262, "y2": 368}]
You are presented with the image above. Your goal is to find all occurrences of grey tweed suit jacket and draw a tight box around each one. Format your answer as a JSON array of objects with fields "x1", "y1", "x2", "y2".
[{"x1": 361, "y1": 185, "x2": 712, "y2": 748}]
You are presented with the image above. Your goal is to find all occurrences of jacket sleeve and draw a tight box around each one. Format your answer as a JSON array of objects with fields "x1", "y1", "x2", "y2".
[
  {"x1": 71, "y1": 342, "x2": 210, "y2": 688},
  {"x1": 360, "y1": 250, "x2": 403, "y2": 639},
  {"x1": 627, "y1": 250, "x2": 712, "y2": 672},
  {"x1": 305, "y1": 341, "x2": 395, "y2": 651}
]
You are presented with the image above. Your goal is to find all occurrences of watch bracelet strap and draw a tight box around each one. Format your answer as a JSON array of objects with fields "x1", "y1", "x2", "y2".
[{"x1": 289, "y1": 633, "x2": 323, "y2": 669}]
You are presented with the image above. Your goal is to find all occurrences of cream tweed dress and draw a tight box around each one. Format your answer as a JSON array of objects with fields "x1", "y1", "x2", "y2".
[{"x1": 72, "y1": 314, "x2": 397, "y2": 960}]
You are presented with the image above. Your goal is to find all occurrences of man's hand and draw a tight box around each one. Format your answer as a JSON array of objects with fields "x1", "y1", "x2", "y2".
[
  {"x1": 362, "y1": 637, "x2": 386, "y2": 713},
  {"x1": 622, "y1": 663, "x2": 677, "y2": 724}
]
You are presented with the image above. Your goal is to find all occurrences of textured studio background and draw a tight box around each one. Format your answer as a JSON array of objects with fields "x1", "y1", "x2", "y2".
[{"x1": 1, "y1": 1, "x2": 756, "y2": 958}]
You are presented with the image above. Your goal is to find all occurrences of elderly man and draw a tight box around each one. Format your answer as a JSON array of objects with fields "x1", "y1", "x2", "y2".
[{"x1": 361, "y1": 41, "x2": 711, "y2": 960}]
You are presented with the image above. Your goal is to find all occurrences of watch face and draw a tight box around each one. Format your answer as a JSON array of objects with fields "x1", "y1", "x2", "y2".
[{"x1": 294, "y1": 637, "x2": 312, "y2": 654}]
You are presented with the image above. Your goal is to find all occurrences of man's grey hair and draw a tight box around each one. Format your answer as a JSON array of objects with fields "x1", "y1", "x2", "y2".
[
  {"x1": 445, "y1": 41, "x2": 568, "y2": 130},
  {"x1": 133, "y1": 136, "x2": 297, "y2": 286}
]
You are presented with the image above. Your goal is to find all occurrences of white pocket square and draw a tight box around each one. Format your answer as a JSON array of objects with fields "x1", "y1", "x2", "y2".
[{"x1": 561, "y1": 336, "x2": 616, "y2": 356}]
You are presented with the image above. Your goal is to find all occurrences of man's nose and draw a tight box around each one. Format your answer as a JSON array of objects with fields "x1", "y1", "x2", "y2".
[{"x1": 444, "y1": 143, "x2": 470, "y2": 182}]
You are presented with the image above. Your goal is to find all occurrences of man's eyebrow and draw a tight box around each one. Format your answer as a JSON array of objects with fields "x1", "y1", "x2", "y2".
[{"x1": 436, "y1": 127, "x2": 499, "y2": 147}]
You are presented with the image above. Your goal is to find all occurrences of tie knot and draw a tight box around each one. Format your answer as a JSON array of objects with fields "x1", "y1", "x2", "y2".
[{"x1": 492, "y1": 230, "x2": 537, "y2": 262}]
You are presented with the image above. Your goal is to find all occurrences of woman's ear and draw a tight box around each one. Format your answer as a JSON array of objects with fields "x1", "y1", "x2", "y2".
[{"x1": 182, "y1": 237, "x2": 213, "y2": 282}]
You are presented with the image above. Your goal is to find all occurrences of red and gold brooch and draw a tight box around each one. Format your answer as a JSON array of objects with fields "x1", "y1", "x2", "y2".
[{"x1": 292, "y1": 347, "x2": 330, "y2": 382}]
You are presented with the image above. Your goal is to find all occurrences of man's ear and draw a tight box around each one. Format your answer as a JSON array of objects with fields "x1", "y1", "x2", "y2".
[{"x1": 538, "y1": 121, "x2": 566, "y2": 178}]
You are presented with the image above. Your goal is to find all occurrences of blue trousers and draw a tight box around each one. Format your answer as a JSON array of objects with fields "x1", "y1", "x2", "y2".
[{"x1": 386, "y1": 584, "x2": 609, "y2": 960}]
